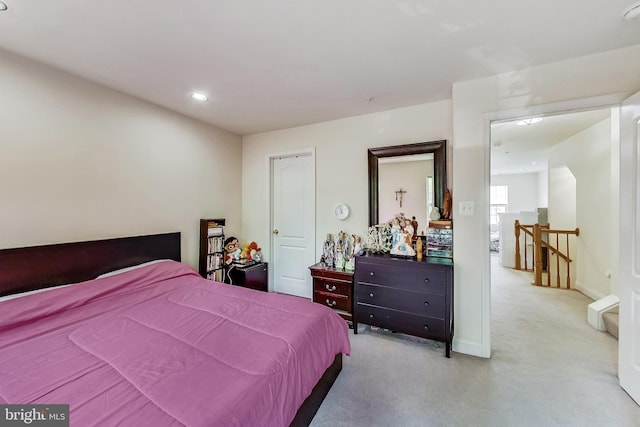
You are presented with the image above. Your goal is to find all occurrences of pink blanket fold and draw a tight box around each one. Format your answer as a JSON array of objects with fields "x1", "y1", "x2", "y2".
[{"x1": 0, "y1": 261, "x2": 350, "y2": 427}]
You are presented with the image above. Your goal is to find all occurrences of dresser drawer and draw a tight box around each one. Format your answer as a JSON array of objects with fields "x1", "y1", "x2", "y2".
[
  {"x1": 356, "y1": 283, "x2": 446, "y2": 318},
  {"x1": 313, "y1": 278, "x2": 352, "y2": 297},
  {"x1": 314, "y1": 290, "x2": 351, "y2": 312},
  {"x1": 356, "y1": 262, "x2": 447, "y2": 295},
  {"x1": 356, "y1": 303, "x2": 446, "y2": 341}
]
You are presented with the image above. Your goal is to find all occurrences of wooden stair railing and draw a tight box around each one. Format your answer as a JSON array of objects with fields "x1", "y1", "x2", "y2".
[{"x1": 514, "y1": 220, "x2": 580, "y2": 289}]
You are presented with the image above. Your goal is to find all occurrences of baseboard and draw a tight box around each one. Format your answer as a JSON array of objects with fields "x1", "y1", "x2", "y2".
[
  {"x1": 453, "y1": 338, "x2": 490, "y2": 358},
  {"x1": 575, "y1": 280, "x2": 605, "y2": 301}
]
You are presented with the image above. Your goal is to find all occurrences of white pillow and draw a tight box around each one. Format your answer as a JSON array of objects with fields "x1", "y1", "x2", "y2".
[
  {"x1": 95, "y1": 259, "x2": 171, "y2": 279},
  {"x1": 0, "y1": 283, "x2": 76, "y2": 303},
  {"x1": 0, "y1": 259, "x2": 172, "y2": 303}
]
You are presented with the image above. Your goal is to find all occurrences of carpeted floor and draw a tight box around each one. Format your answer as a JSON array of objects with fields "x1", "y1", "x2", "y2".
[{"x1": 310, "y1": 255, "x2": 640, "y2": 426}]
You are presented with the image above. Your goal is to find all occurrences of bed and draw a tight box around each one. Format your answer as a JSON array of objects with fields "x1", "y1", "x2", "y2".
[{"x1": 0, "y1": 232, "x2": 350, "y2": 426}]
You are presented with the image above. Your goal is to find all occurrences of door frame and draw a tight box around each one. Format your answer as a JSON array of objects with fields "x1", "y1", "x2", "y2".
[
  {"x1": 267, "y1": 148, "x2": 316, "y2": 293},
  {"x1": 619, "y1": 90, "x2": 640, "y2": 404},
  {"x1": 482, "y1": 93, "x2": 626, "y2": 357}
]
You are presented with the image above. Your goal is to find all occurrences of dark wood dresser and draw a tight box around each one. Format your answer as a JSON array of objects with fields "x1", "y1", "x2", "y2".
[
  {"x1": 309, "y1": 263, "x2": 354, "y2": 327},
  {"x1": 354, "y1": 254, "x2": 454, "y2": 357}
]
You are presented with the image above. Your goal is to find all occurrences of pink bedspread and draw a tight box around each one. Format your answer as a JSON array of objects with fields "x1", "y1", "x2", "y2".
[{"x1": 0, "y1": 261, "x2": 350, "y2": 426}]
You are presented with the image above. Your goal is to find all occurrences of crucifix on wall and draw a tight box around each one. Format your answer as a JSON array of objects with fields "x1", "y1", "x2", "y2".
[{"x1": 395, "y1": 188, "x2": 407, "y2": 207}]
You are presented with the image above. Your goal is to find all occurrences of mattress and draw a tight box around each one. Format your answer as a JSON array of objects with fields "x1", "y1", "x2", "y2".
[{"x1": 0, "y1": 261, "x2": 350, "y2": 426}]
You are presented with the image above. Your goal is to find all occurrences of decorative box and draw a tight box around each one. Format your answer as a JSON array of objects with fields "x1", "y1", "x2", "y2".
[{"x1": 426, "y1": 228, "x2": 453, "y2": 258}]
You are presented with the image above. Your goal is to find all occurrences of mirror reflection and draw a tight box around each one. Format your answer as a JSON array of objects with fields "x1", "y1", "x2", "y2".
[{"x1": 378, "y1": 154, "x2": 434, "y2": 235}]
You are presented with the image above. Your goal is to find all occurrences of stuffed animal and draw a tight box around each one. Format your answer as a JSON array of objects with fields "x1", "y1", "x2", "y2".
[
  {"x1": 249, "y1": 241, "x2": 260, "y2": 260},
  {"x1": 224, "y1": 237, "x2": 241, "y2": 265}
]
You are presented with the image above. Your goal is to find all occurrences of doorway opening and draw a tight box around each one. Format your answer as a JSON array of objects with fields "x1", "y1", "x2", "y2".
[{"x1": 489, "y1": 105, "x2": 618, "y2": 349}]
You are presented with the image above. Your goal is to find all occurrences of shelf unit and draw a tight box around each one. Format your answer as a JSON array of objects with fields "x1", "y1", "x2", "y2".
[{"x1": 199, "y1": 218, "x2": 226, "y2": 281}]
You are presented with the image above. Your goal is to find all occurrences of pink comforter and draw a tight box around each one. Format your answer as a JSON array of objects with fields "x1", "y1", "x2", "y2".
[{"x1": 0, "y1": 261, "x2": 350, "y2": 426}]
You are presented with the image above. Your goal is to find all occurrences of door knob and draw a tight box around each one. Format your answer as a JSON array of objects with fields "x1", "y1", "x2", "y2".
[{"x1": 273, "y1": 229, "x2": 279, "y2": 235}]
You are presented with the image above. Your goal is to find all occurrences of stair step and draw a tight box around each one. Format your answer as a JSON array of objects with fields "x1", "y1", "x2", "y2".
[{"x1": 602, "y1": 312, "x2": 619, "y2": 339}]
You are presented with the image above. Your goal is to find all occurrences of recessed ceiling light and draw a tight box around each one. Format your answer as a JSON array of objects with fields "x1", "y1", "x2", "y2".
[
  {"x1": 190, "y1": 92, "x2": 208, "y2": 102},
  {"x1": 515, "y1": 117, "x2": 542, "y2": 126},
  {"x1": 624, "y1": 1, "x2": 640, "y2": 21},
  {"x1": 0, "y1": 2, "x2": 7, "y2": 11},
  {"x1": 531, "y1": 162, "x2": 537, "y2": 165}
]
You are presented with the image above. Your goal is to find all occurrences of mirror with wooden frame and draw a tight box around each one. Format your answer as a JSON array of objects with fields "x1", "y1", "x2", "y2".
[{"x1": 368, "y1": 140, "x2": 447, "y2": 227}]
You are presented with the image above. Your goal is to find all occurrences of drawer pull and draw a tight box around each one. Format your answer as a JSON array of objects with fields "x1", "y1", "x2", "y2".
[
  {"x1": 370, "y1": 271, "x2": 375, "y2": 276},
  {"x1": 369, "y1": 293, "x2": 374, "y2": 298},
  {"x1": 424, "y1": 301, "x2": 430, "y2": 306},
  {"x1": 424, "y1": 325, "x2": 430, "y2": 331},
  {"x1": 325, "y1": 284, "x2": 337, "y2": 291},
  {"x1": 369, "y1": 314, "x2": 374, "y2": 319},
  {"x1": 424, "y1": 278, "x2": 430, "y2": 284},
  {"x1": 325, "y1": 299, "x2": 337, "y2": 307}
]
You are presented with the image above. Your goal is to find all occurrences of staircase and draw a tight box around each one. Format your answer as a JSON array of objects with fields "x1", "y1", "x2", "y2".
[
  {"x1": 514, "y1": 221, "x2": 580, "y2": 288},
  {"x1": 587, "y1": 295, "x2": 619, "y2": 339},
  {"x1": 602, "y1": 312, "x2": 619, "y2": 339}
]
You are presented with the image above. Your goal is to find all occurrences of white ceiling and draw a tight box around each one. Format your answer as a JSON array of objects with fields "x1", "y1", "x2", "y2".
[
  {"x1": 490, "y1": 108, "x2": 611, "y2": 175},
  {"x1": 0, "y1": 1, "x2": 639, "y2": 135}
]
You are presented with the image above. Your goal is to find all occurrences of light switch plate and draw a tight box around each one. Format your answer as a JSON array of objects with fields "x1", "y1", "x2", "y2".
[{"x1": 459, "y1": 201, "x2": 475, "y2": 216}]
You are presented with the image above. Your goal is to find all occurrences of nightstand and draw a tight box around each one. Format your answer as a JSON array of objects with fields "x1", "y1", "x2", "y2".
[
  {"x1": 228, "y1": 262, "x2": 268, "y2": 292},
  {"x1": 309, "y1": 262, "x2": 354, "y2": 327}
]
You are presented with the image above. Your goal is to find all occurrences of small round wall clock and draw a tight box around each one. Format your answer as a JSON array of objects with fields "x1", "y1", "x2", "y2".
[{"x1": 334, "y1": 203, "x2": 350, "y2": 220}]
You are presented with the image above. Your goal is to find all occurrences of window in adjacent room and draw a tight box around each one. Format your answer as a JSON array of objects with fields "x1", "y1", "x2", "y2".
[{"x1": 490, "y1": 185, "x2": 508, "y2": 224}]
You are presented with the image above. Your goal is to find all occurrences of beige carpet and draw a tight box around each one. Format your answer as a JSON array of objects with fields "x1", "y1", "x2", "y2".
[{"x1": 310, "y1": 255, "x2": 640, "y2": 426}]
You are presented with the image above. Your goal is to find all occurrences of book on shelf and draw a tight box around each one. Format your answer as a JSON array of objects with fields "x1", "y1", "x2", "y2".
[
  {"x1": 207, "y1": 226, "x2": 223, "y2": 237},
  {"x1": 232, "y1": 259, "x2": 256, "y2": 268},
  {"x1": 207, "y1": 236, "x2": 223, "y2": 253},
  {"x1": 206, "y1": 269, "x2": 225, "y2": 282},
  {"x1": 207, "y1": 253, "x2": 223, "y2": 270}
]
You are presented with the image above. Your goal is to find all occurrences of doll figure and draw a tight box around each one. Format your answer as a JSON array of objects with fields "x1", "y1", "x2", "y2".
[
  {"x1": 224, "y1": 237, "x2": 241, "y2": 265},
  {"x1": 442, "y1": 188, "x2": 452, "y2": 220},
  {"x1": 429, "y1": 207, "x2": 441, "y2": 221},
  {"x1": 323, "y1": 234, "x2": 335, "y2": 267},
  {"x1": 352, "y1": 234, "x2": 364, "y2": 257},
  {"x1": 404, "y1": 219, "x2": 414, "y2": 245},
  {"x1": 390, "y1": 218, "x2": 402, "y2": 248},
  {"x1": 411, "y1": 216, "x2": 419, "y2": 238}
]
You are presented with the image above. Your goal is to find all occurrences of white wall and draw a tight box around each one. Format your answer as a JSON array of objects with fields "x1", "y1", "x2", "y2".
[
  {"x1": 536, "y1": 170, "x2": 548, "y2": 208},
  {"x1": 490, "y1": 173, "x2": 538, "y2": 213},
  {"x1": 547, "y1": 165, "x2": 577, "y2": 288},
  {"x1": 378, "y1": 159, "x2": 432, "y2": 233},
  {"x1": 548, "y1": 118, "x2": 612, "y2": 299},
  {"x1": 243, "y1": 44, "x2": 640, "y2": 358},
  {"x1": 547, "y1": 166, "x2": 577, "y2": 230},
  {"x1": 242, "y1": 100, "x2": 453, "y2": 264},
  {"x1": 0, "y1": 49, "x2": 243, "y2": 268},
  {"x1": 452, "y1": 44, "x2": 640, "y2": 357}
]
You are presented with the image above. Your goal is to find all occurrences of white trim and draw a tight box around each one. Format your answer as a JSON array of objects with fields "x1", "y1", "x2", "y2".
[
  {"x1": 453, "y1": 338, "x2": 487, "y2": 358},
  {"x1": 483, "y1": 93, "x2": 625, "y2": 358},
  {"x1": 487, "y1": 93, "x2": 626, "y2": 124},
  {"x1": 267, "y1": 148, "x2": 316, "y2": 293},
  {"x1": 575, "y1": 280, "x2": 606, "y2": 302}
]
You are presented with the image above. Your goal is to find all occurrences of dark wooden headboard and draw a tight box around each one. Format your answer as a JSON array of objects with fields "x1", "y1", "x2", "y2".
[{"x1": 0, "y1": 232, "x2": 181, "y2": 297}]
